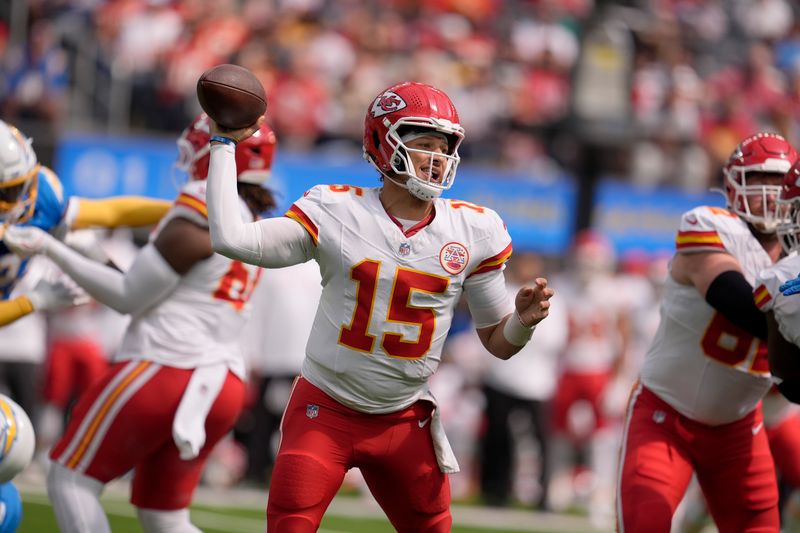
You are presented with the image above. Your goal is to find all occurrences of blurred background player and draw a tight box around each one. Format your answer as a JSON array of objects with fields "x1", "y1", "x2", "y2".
[
  {"x1": 204, "y1": 81, "x2": 554, "y2": 532},
  {"x1": 617, "y1": 132, "x2": 797, "y2": 531},
  {"x1": 548, "y1": 229, "x2": 631, "y2": 526},
  {"x1": 446, "y1": 251, "x2": 568, "y2": 510},
  {"x1": 2, "y1": 114, "x2": 278, "y2": 533}
]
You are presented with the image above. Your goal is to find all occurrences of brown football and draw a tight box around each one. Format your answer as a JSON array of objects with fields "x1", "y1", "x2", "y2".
[{"x1": 196, "y1": 64, "x2": 267, "y2": 129}]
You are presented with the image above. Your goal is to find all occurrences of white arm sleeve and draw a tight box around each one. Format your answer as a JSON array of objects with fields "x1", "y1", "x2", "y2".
[
  {"x1": 463, "y1": 270, "x2": 514, "y2": 328},
  {"x1": 44, "y1": 242, "x2": 180, "y2": 315},
  {"x1": 206, "y1": 143, "x2": 313, "y2": 267}
]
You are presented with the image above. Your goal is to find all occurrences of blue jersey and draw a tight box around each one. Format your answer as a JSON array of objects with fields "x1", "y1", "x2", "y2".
[{"x1": 0, "y1": 167, "x2": 69, "y2": 299}]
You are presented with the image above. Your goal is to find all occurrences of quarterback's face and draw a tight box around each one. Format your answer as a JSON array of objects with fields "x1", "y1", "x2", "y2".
[{"x1": 405, "y1": 135, "x2": 450, "y2": 184}]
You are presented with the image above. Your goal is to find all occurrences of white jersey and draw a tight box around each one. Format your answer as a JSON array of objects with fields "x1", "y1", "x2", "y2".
[
  {"x1": 754, "y1": 253, "x2": 800, "y2": 347},
  {"x1": 640, "y1": 206, "x2": 773, "y2": 425},
  {"x1": 116, "y1": 180, "x2": 260, "y2": 379},
  {"x1": 555, "y1": 273, "x2": 628, "y2": 373},
  {"x1": 287, "y1": 185, "x2": 512, "y2": 414}
]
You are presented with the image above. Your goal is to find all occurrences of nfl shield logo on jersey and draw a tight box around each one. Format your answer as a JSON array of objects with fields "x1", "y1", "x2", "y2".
[
  {"x1": 398, "y1": 242, "x2": 411, "y2": 256},
  {"x1": 306, "y1": 404, "x2": 319, "y2": 420},
  {"x1": 439, "y1": 242, "x2": 469, "y2": 275}
]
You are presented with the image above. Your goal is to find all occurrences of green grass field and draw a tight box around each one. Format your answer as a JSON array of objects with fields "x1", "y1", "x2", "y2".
[{"x1": 16, "y1": 488, "x2": 595, "y2": 533}]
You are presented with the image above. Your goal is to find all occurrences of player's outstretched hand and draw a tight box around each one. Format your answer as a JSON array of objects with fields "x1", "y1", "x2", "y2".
[
  {"x1": 209, "y1": 115, "x2": 265, "y2": 144},
  {"x1": 781, "y1": 276, "x2": 800, "y2": 296},
  {"x1": 2, "y1": 225, "x2": 54, "y2": 258},
  {"x1": 28, "y1": 278, "x2": 89, "y2": 312},
  {"x1": 514, "y1": 277, "x2": 554, "y2": 327}
]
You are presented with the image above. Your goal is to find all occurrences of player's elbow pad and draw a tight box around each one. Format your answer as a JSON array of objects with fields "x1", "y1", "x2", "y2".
[
  {"x1": 705, "y1": 270, "x2": 767, "y2": 340},
  {"x1": 777, "y1": 379, "x2": 800, "y2": 404}
]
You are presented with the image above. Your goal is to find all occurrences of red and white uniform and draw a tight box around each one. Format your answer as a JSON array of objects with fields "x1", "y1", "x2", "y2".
[
  {"x1": 552, "y1": 273, "x2": 628, "y2": 437},
  {"x1": 115, "y1": 181, "x2": 258, "y2": 379},
  {"x1": 50, "y1": 181, "x2": 259, "y2": 509},
  {"x1": 271, "y1": 184, "x2": 512, "y2": 531},
  {"x1": 288, "y1": 184, "x2": 512, "y2": 414},
  {"x1": 754, "y1": 253, "x2": 800, "y2": 489},
  {"x1": 618, "y1": 206, "x2": 779, "y2": 532}
]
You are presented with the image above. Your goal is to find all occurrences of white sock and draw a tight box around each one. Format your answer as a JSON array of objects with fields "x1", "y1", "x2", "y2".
[
  {"x1": 46, "y1": 462, "x2": 110, "y2": 533},
  {"x1": 137, "y1": 508, "x2": 201, "y2": 533}
]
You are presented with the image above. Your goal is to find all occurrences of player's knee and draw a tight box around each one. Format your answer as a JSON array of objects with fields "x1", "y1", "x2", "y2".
[
  {"x1": 136, "y1": 507, "x2": 200, "y2": 533},
  {"x1": 407, "y1": 467, "x2": 449, "y2": 516},
  {"x1": 47, "y1": 462, "x2": 103, "y2": 500},
  {"x1": 267, "y1": 515, "x2": 319, "y2": 533},
  {"x1": 620, "y1": 500, "x2": 673, "y2": 532},
  {"x1": 268, "y1": 452, "x2": 337, "y2": 510}
]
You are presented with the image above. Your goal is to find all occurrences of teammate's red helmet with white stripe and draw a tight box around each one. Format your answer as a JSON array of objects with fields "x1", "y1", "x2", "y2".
[
  {"x1": 777, "y1": 159, "x2": 800, "y2": 254},
  {"x1": 177, "y1": 114, "x2": 277, "y2": 185},
  {"x1": 363, "y1": 82, "x2": 465, "y2": 201},
  {"x1": 723, "y1": 132, "x2": 797, "y2": 233}
]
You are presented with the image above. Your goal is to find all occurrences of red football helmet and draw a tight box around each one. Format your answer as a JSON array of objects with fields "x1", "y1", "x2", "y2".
[
  {"x1": 572, "y1": 229, "x2": 616, "y2": 280},
  {"x1": 176, "y1": 114, "x2": 277, "y2": 184},
  {"x1": 723, "y1": 132, "x2": 797, "y2": 233},
  {"x1": 777, "y1": 159, "x2": 800, "y2": 254},
  {"x1": 363, "y1": 82, "x2": 465, "y2": 201}
]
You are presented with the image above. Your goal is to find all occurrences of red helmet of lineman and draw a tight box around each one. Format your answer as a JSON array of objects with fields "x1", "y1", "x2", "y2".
[
  {"x1": 177, "y1": 113, "x2": 277, "y2": 184},
  {"x1": 723, "y1": 132, "x2": 797, "y2": 233},
  {"x1": 363, "y1": 82, "x2": 465, "y2": 201},
  {"x1": 777, "y1": 159, "x2": 800, "y2": 254}
]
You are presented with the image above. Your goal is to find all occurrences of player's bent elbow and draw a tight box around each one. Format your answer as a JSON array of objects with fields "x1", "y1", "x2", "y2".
[{"x1": 209, "y1": 232, "x2": 239, "y2": 260}]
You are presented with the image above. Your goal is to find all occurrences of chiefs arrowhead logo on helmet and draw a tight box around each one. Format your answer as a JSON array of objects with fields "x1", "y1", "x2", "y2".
[{"x1": 370, "y1": 91, "x2": 407, "y2": 118}]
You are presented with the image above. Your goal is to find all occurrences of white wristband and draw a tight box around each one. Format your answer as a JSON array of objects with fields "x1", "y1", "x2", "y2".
[{"x1": 502, "y1": 310, "x2": 535, "y2": 347}]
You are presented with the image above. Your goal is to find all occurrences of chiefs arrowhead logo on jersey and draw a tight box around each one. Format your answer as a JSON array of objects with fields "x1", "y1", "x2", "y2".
[
  {"x1": 440, "y1": 242, "x2": 469, "y2": 275},
  {"x1": 370, "y1": 91, "x2": 407, "y2": 118}
]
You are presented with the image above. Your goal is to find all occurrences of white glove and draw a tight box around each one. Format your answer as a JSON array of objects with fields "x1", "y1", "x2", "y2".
[
  {"x1": 27, "y1": 278, "x2": 89, "y2": 312},
  {"x1": 3, "y1": 225, "x2": 54, "y2": 257}
]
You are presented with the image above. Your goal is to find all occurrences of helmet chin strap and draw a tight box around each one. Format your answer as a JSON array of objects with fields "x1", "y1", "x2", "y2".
[{"x1": 380, "y1": 171, "x2": 442, "y2": 201}]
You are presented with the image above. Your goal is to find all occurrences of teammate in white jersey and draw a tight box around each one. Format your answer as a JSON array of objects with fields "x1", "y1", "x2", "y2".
[
  {"x1": 3, "y1": 114, "x2": 278, "y2": 533},
  {"x1": 204, "y1": 81, "x2": 554, "y2": 532},
  {"x1": 617, "y1": 132, "x2": 797, "y2": 532}
]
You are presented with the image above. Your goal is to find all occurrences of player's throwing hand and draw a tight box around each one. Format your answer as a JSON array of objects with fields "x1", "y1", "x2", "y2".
[
  {"x1": 209, "y1": 116, "x2": 265, "y2": 145},
  {"x1": 515, "y1": 278, "x2": 554, "y2": 327}
]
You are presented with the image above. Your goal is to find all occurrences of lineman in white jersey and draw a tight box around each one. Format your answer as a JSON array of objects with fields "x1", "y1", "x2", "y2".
[
  {"x1": 205, "y1": 81, "x2": 554, "y2": 532},
  {"x1": 2, "y1": 116, "x2": 279, "y2": 533},
  {"x1": 617, "y1": 132, "x2": 796, "y2": 532}
]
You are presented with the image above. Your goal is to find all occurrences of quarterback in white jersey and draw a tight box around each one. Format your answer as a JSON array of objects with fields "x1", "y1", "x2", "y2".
[
  {"x1": 3, "y1": 116, "x2": 278, "y2": 533},
  {"x1": 617, "y1": 132, "x2": 797, "y2": 533},
  {"x1": 205, "y1": 81, "x2": 554, "y2": 533}
]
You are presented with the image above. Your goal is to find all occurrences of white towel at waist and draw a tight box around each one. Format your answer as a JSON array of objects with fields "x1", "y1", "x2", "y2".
[
  {"x1": 172, "y1": 363, "x2": 227, "y2": 460},
  {"x1": 420, "y1": 390, "x2": 460, "y2": 474}
]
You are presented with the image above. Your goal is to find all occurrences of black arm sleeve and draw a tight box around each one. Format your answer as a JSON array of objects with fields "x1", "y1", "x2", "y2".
[{"x1": 704, "y1": 270, "x2": 767, "y2": 340}]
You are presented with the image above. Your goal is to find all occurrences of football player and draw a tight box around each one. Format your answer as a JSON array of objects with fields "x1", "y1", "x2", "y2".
[
  {"x1": 202, "y1": 81, "x2": 554, "y2": 532},
  {"x1": 617, "y1": 133, "x2": 796, "y2": 531},
  {"x1": 0, "y1": 120, "x2": 172, "y2": 326},
  {"x1": 3, "y1": 115, "x2": 278, "y2": 533}
]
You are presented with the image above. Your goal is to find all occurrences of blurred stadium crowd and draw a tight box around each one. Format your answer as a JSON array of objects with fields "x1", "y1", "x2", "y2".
[
  {"x1": 4, "y1": 0, "x2": 800, "y2": 530},
  {"x1": 2, "y1": 0, "x2": 800, "y2": 191}
]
